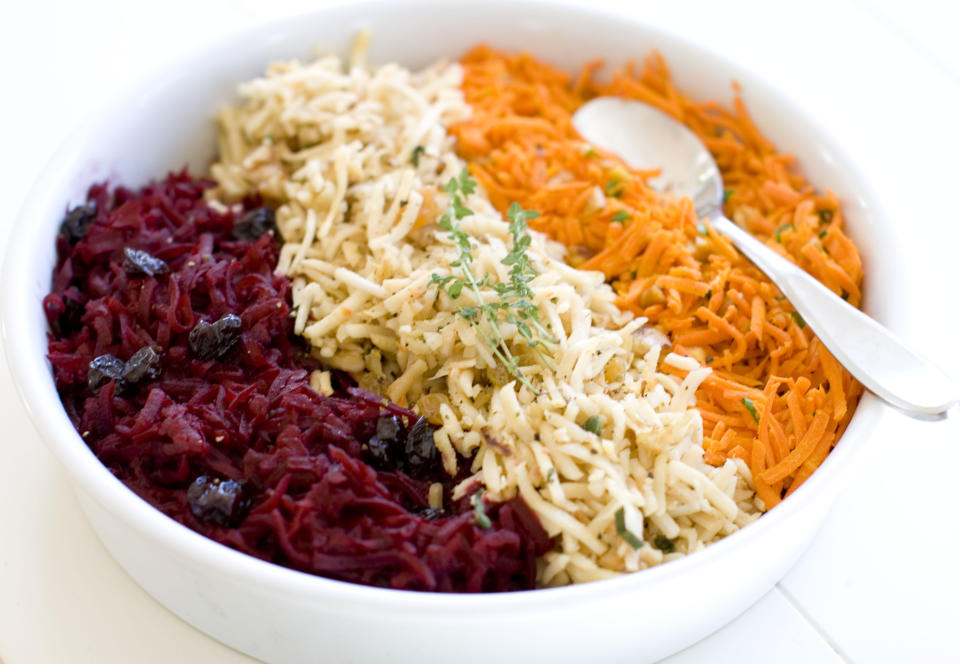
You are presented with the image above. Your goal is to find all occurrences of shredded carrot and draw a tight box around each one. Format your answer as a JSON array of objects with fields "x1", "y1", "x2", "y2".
[{"x1": 453, "y1": 46, "x2": 865, "y2": 508}]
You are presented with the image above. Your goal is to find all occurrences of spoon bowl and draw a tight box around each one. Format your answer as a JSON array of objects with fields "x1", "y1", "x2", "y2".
[
  {"x1": 572, "y1": 97, "x2": 722, "y2": 217},
  {"x1": 573, "y1": 96, "x2": 958, "y2": 418}
]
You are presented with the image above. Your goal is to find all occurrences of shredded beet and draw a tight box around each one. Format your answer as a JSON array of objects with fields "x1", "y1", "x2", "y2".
[{"x1": 44, "y1": 171, "x2": 552, "y2": 592}]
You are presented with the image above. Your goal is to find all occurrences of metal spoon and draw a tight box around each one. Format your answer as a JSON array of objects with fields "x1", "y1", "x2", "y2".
[{"x1": 572, "y1": 97, "x2": 958, "y2": 419}]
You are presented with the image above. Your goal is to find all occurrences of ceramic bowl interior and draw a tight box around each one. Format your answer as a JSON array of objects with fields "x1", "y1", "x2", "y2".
[{"x1": 1, "y1": 2, "x2": 897, "y2": 662}]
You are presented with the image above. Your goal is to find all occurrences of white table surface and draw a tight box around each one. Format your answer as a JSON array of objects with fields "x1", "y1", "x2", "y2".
[{"x1": 2, "y1": 1, "x2": 959, "y2": 662}]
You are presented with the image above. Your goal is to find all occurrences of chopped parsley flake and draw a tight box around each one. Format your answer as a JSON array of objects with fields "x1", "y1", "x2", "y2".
[
  {"x1": 653, "y1": 535, "x2": 675, "y2": 553},
  {"x1": 723, "y1": 188, "x2": 734, "y2": 204},
  {"x1": 472, "y1": 490, "x2": 492, "y2": 529},
  {"x1": 742, "y1": 397, "x2": 760, "y2": 424},
  {"x1": 582, "y1": 416, "x2": 603, "y2": 436},
  {"x1": 604, "y1": 179, "x2": 623, "y2": 197},
  {"x1": 611, "y1": 210, "x2": 630, "y2": 224},
  {"x1": 774, "y1": 224, "x2": 794, "y2": 243},
  {"x1": 615, "y1": 507, "x2": 644, "y2": 550},
  {"x1": 790, "y1": 310, "x2": 806, "y2": 329},
  {"x1": 411, "y1": 145, "x2": 425, "y2": 167}
]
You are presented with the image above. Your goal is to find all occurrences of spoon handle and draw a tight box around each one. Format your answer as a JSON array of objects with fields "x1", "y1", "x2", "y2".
[{"x1": 709, "y1": 214, "x2": 957, "y2": 418}]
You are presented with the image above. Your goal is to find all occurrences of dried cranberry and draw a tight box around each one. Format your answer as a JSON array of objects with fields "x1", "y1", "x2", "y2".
[
  {"x1": 188, "y1": 314, "x2": 243, "y2": 361},
  {"x1": 232, "y1": 207, "x2": 276, "y2": 241},
  {"x1": 123, "y1": 247, "x2": 169, "y2": 277},
  {"x1": 187, "y1": 476, "x2": 251, "y2": 527},
  {"x1": 59, "y1": 203, "x2": 97, "y2": 243}
]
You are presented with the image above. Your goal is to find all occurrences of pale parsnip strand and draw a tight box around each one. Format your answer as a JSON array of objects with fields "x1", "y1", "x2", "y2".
[{"x1": 209, "y1": 45, "x2": 760, "y2": 585}]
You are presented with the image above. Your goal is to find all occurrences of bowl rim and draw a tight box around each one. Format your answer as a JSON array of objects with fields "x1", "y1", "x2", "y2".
[{"x1": 1, "y1": 0, "x2": 897, "y2": 612}]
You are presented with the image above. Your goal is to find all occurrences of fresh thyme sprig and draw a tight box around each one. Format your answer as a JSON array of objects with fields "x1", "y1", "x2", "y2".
[{"x1": 428, "y1": 169, "x2": 556, "y2": 393}]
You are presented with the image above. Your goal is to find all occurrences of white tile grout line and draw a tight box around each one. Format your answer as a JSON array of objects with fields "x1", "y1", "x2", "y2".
[
  {"x1": 775, "y1": 584, "x2": 854, "y2": 663},
  {"x1": 848, "y1": 0, "x2": 960, "y2": 88}
]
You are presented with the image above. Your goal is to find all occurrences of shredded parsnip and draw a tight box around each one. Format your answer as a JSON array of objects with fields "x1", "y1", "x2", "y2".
[{"x1": 209, "y1": 43, "x2": 759, "y2": 584}]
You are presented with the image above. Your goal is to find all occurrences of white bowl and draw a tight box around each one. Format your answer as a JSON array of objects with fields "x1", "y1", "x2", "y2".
[{"x1": 1, "y1": 1, "x2": 898, "y2": 662}]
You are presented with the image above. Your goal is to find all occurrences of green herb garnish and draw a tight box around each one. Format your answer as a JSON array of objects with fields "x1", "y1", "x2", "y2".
[
  {"x1": 611, "y1": 210, "x2": 630, "y2": 224},
  {"x1": 653, "y1": 535, "x2": 675, "y2": 553},
  {"x1": 790, "y1": 310, "x2": 806, "y2": 329},
  {"x1": 615, "y1": 507, "x2": 644, "y2": 550},
  {"x1": 818, "y1": 229, "x2": 828, "y2": 239},
  {"x1": 723, "y1": 188, "x2": 734, "y2": 204},
  {"x1": 774, "y1": 224, "x2": 794, "y2": 243},
  {"x1": 411, "y1": 145, "x2": 425, "y2": 167},
  {"x1": 429, "y1": 170, "x2": 555, "y2": 393},
  {"x1": 742, "y1": 397, "x2": 760, "y2": 424},
  {"x1": 696, "y1": 220, "x2": 708, "y2": 236},
  {"x1": 705, "y1": 289, "x2": 712, "y2": 300},
  {"x1": 584, "y1": 147, "x2": 599, "y2": 158},
  {"x1": 818, "y1": 209, "x2": 834, "y2": 223},
  {"x1": 472, "y1": 490, "x2": 492, "y2": 529},
  {"x1": 582, "y1": 416, "x2": 603, "y2": 436},
  {"x1": 545, "y1": 467, "x2": 557, "y2": 482},
  {"x1": 605, "y1": 178, "x2": 623, "y2": 197}
]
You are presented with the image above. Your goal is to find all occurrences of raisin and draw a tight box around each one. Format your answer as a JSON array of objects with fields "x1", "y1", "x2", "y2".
[
  {"x1": 56, "y1": 291, "x2": 86, "y2": 336},
  {"x1": 376, "y1": 415, "x2": 402, "y2": 442},
  {"x1": 123, "y1": 346, "x2": 161, "y2": 385},
  {"x1": 123, "y1": 247, "x2": 169, "y2": 277},
  {"x1": 60, "y1": 203, "x2": 97, "y2": 243},
  {"x1": 364, "y1": 415, "x2": 440, "y2": 478},
  {"x1": 404, "y1": 416, "x2": 439, "y2": 477},
  {"x1": 88, "y1": 354, "x2": 125, "y2": 392},
  {"x1": 188, "y1": 314, "x2": 243, "y2": 361},
  {"x1": 365, "y1": 415, "x2": 402, "y2": 470},
  {"x1": 653, "y1": 535, "x2": 675, "y2": 553},
  {"x1": 187, "y1": 476, "x2": 251, "y2": 527},
  {"x1": 232, "y1": 207, "x2": 277, "y2": 241}
]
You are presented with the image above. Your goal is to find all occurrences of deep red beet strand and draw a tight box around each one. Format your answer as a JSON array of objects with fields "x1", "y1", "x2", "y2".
[{"x1": 44, "y1": 171, "x2": 552, "y2": 593}]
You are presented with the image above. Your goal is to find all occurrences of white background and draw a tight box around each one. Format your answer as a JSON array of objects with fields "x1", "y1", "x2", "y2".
[{"x1": 1, "y1": 1, "x2": 959, "y2": 662}]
